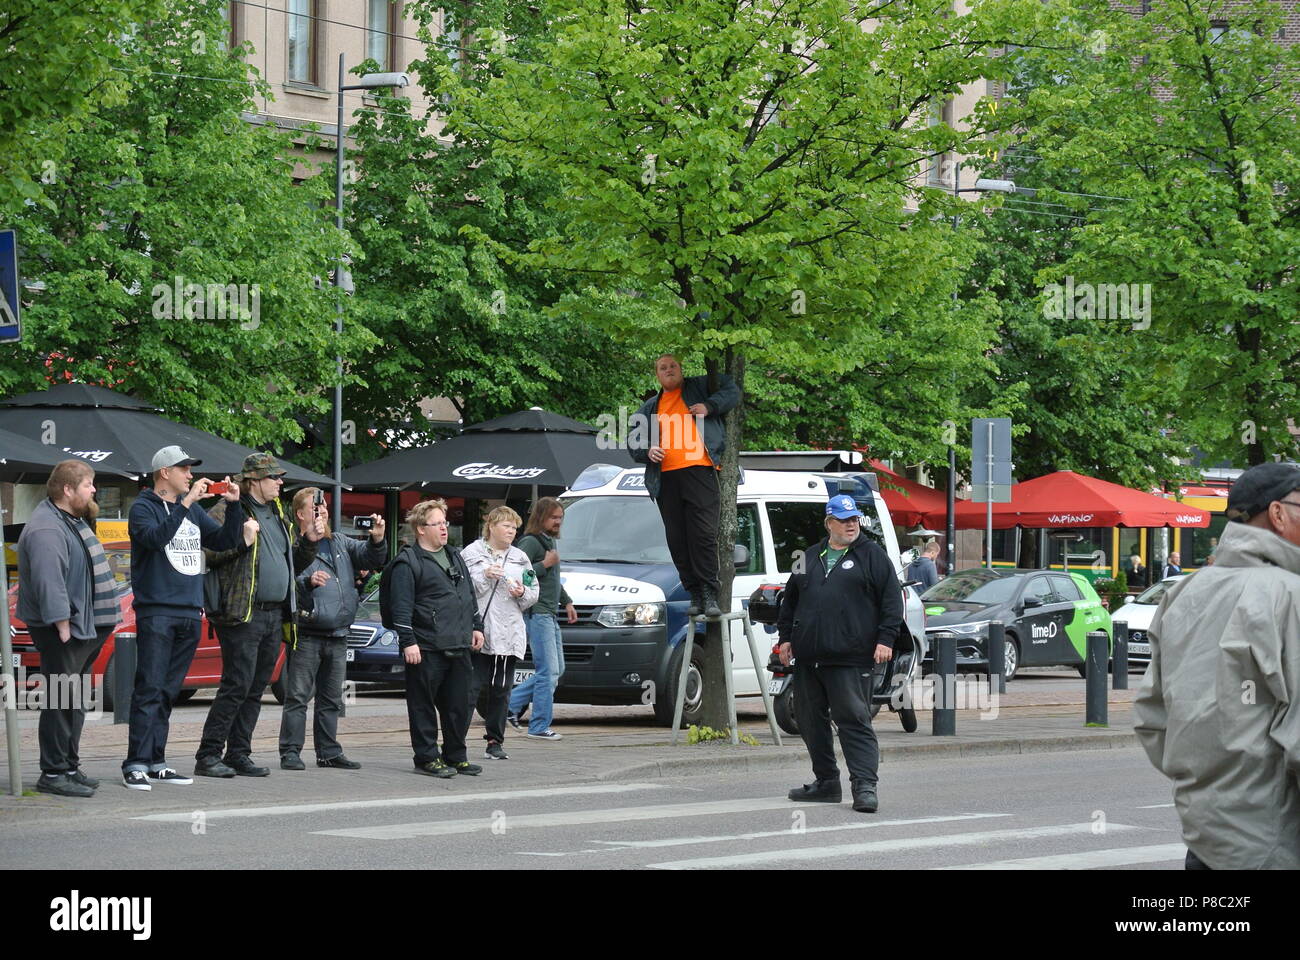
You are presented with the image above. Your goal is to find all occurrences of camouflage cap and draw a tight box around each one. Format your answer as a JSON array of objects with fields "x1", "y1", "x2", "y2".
[{"x1": 239, "y1": 452, "x2": 287, "y2": 480}]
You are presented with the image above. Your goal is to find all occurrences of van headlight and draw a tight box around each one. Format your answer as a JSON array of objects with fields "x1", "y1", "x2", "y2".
[{"x1": 595, "y1": 602, "x2": 665, "y2": 627}]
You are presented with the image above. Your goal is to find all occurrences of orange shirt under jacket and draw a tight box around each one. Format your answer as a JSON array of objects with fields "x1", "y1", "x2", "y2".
[{"x1": 657, "y1": 389, "x2": 716, "y2": 473}]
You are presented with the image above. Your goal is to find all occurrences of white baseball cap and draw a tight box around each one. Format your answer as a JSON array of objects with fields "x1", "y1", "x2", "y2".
[{"x1": 151, "y1": 445, "x2": 202, "y2": 470}]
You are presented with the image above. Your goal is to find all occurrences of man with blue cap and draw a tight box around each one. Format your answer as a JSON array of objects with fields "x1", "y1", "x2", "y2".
[{"x1": 777, "y1": 494, "x2": 904, "y2": 813}]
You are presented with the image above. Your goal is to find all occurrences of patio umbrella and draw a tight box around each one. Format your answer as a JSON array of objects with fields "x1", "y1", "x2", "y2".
[
  {"x1": 924, "y1": 470, "x2": 1212, "y2": 529},
  {"x1": 343, "y1": 407, "x2": 635, "y2": 499},
  {"x1": 0, "y1": 383, "x2": 338, "y2": 486},
  {"x1": 867, "y1": 459, "x2": 950, "y2": 529}
]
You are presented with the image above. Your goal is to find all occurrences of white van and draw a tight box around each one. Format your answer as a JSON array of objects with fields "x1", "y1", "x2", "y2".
[{"x1": 521, "y1": 464, "x2": 926, "y2": 725}]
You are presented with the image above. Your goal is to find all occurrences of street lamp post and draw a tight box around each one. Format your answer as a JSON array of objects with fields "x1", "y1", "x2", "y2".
[{"x1": 332, "y1": 54, "x2": 409, "y2": 530}]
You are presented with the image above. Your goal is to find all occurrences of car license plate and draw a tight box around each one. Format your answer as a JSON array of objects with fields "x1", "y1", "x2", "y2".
[
  {"x1": 767, "y1": 678, "x2": 787, "y2": 695},
  {"x1": 1128, "y1": 642, "x2": 1150, "y2": 655},
  {"x1": 345, "y1": 649, "x2": 355, "y2": 662},
  {"x1": 514, "y1": 669, "x2": 535, "y2": 685}
]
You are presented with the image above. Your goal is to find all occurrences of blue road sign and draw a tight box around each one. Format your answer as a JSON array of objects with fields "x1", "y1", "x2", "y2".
[{"x1": 0, "y1": 230, "x2": 19, "y2": 343}]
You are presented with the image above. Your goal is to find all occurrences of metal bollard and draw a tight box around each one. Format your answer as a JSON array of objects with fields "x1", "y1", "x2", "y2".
[
  {"x1": 1085, "y1": 630, "x2": 1108, "y2": 727},
  {"x1": 987, "y1": 621, "x2": 1006, "y2": 695},
  {"x1": 1112, "y1": 622, "x2": 1129, "y2": 690},
  {"x1": 931, "y1": 631, "x2": 956, "y2": 736},
  {"x1": 113, "y1": 632, "x2": 137, "y2": 725}
]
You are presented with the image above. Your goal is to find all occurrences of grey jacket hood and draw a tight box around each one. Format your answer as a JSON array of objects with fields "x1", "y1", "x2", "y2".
[{"x1": 1133, "y1": 521, "x2": 1300, "y2": 869}]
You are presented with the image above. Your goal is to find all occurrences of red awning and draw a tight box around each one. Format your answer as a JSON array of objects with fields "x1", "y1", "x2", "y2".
[
  {"x1": 923, "y1": 470, "x2": 1212, "y2": 530},
  {"x1": 868, "y1": 460, "x2": 949, "y2": 528}
]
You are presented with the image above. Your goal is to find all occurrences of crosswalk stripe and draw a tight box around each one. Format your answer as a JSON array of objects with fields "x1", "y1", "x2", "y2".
[
  {"x1": 592, "y1": 813, "x2": 1012, "y2": 849},
  {"x1": 646, "y1": 822, "x2": 1143, "y2": 870},
  {"x1": 933, "y1": 843, "x2": 1188, "y2": 870},
  {"x1": 132, "y1": 783, "x2": 664, "y2": 823},
  {"x1": 314, "y1": 797, "x2": 803, "y2": 839},
  {"x1": 1137, "y1": 803, "x2": 1175, "y2": 809}
]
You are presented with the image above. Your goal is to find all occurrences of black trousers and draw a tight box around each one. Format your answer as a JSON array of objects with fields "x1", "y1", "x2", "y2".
[
  {"x1": 794, "y1": 662, "x2": 880, "y2": 786},
  {"x1": 197, "y1": 606, "x2": 284, "y2": 764},
  {"x1": 30, "y1": 625, "x2": 109, "y2": 775},
  {"x1": 278, "y1": 634, "x2": 347, "y2": 761},
  {"x1": 656, "y1": 464, "x2": 721, "y2": 596},
  {"x1": 470, "y1": 651, "x2": 518, "y2": 745},
  {"x1": 405, "y1": 648, "x2": 472, "y2": 765},
  {"x1": 1185, "y1": 849, "x2": 1212, "y2": 870}
]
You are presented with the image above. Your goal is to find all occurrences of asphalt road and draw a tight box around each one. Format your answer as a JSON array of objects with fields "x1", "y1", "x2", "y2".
[{"x1": 3, "y1": 746, "x2": 1183, "y2": 870}]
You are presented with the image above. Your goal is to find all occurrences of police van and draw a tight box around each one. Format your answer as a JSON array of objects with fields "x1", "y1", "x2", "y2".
[{"x1": 527, "y1": 461, "x2": 927, "y2": 726}]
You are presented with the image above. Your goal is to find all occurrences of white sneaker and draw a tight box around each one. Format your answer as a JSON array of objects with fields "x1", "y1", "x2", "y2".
[
  {"x1": 123, "y1": 770, "x2": 152, "y2": 791},
  {"x1": 526, "y1": 729, "x2": 563, "y2": 741},
  {"x1": 147, "y1": 767, "x2": 194, "y2": 785}
]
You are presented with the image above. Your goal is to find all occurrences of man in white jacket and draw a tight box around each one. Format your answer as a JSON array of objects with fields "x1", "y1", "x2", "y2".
[
  {"x1": 1135, "y1": 462, "x2": 1300, "y2": 869},
  {"x1": 463, "y1": 507, "x2": 539, "y2": 760}
]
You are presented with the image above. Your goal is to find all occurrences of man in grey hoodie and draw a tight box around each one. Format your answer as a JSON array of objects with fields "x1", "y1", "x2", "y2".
[
  {"x1": 1135, "y1": 462, "x2": 1300, "y2": 870},
  {"x1": 17, "y1": 460, "x2": 121, "y2": 797}
]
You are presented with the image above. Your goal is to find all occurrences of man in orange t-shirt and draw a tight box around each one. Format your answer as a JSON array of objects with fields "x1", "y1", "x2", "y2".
[{"x1": 629, "y1": 354, "x2": 742, "y2": 618}]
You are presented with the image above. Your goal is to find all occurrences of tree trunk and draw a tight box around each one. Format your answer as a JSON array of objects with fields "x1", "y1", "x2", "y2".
[{"x1": 699, "y1": 350, "x2": 746, "y2": 731}]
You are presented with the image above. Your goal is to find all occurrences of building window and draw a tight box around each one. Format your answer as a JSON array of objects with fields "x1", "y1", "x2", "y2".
[
  {"x1": 368, "y1": 0, "x2": 397, "y2": 70},
  {"x1": 220, "y1": 3, "x2": 238, "y2": 51},
  {"x1": 288, "y1": 0, "x2": 318, "y2": 84}
]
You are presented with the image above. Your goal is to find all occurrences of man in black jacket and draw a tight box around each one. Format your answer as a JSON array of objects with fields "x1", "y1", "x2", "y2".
[
  {"x1": 777, "y1": 495, "x2": 904, "y2": 814},
  {"x1": 390, "y1": 498, "x2": 485, "y2": 778}
]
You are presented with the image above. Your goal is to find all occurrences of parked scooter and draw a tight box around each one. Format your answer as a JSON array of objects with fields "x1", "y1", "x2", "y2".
[{"x1": 748, "y1": 583, "x2": 922, "y2": 736}]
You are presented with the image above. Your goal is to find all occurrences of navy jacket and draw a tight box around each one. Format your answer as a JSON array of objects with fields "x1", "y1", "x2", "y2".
[
  {"x1": 628, "y1": 373, "x2": 741, "y2": 500},
  {"x1": 128, "y1": 488, "x2": 244, "y2": 619}
]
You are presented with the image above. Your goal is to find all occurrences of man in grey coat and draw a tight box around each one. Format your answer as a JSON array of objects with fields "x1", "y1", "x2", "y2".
[
  {"x1": 17, "y1": 460, "x2": 122, "y2": 797},
  {"x1": 1134, "y1": 462, "x2": 1300, "y2": 869}
]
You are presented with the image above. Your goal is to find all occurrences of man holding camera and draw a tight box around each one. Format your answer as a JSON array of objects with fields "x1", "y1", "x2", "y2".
[
  {"x1": 196, "y1": 453, "x2": 319, "y2": 778},
  {"x1": 279, "y1": 488, "x2": 387, "y2": 771}
]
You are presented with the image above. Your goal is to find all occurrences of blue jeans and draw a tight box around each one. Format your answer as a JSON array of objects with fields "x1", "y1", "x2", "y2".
[
  {"x1": 124, "y1": 614, "x2": 201, "y2": 774},
  {"x1": 509, "y1": 614, "x2": 565, "y2": 734}
]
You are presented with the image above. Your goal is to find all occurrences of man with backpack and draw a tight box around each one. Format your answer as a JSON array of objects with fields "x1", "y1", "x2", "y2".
[{"x1": 384, "y1": 498, "x2": 485, "y2": 778}]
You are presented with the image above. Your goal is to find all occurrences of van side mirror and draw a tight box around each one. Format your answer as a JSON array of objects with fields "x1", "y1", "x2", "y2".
[{"x1": 733, "y1": 544, "x2": 750, "y2": 568}]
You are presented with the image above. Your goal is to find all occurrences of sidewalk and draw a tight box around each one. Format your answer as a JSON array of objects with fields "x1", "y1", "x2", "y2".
[{"x1": 0, "y1": 683, "x2": 1140, "y2": 822}]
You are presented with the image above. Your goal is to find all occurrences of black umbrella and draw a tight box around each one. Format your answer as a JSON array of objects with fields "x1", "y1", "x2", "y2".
[
  {"x1": 343, "y1": 407, "x2": 635, "y2": 499},
  {"x1": 0, "y1": 383, "x2": 339, "y2": 486}
]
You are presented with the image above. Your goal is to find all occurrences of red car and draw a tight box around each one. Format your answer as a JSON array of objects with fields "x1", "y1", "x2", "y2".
[{"x1": 6, "y1": 541, "x2": 288, "y2": 708}]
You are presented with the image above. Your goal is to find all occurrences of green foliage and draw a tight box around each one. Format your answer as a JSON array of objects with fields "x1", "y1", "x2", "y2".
[
  {"x1": 1005, "y1": 0, "x2": 1300, "y2": 468},
  {"x1": 0, "y1": 0, "x2": 167, "y2": 214},
  {"x1": 0, "y1": 1, "x2": 370, "y2": 447},
  {"x1": 686, "y1": 725, "x2": 759, "y2": 747},
  {"x1": 1094, "y1": 571, "x2": 1129, "y2": 612}
]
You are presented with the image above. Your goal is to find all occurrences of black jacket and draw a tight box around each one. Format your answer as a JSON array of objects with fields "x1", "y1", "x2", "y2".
[
  {"x1": 777, "y1": 534, "x2": 904, "y2": 666},
  {"x1": 388, "y1": 544, "x2": 484, "y2": 652},
  {"x1": 298, "y1": 534, "x2": 389, "y2": 637}
]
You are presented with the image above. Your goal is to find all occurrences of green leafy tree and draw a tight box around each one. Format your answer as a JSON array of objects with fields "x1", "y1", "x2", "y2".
[
  {"x1": 432, "y1": 0, "x2": 1045, "y2": 726},
  {"x1": 1009, "y1": 0, "x2": 1300, "y2": 467},
  {"x1": 0, "y1": 1, "x2": 369, "y2": 448},
  {"x1": 1, "y1": 0, "x2": 166, "y2": 214}
]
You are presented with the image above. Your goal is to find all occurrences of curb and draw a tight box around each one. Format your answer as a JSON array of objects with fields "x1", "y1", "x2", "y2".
[{"x1": 597, "y1": 731, "x2": 1139, "y2": 781}]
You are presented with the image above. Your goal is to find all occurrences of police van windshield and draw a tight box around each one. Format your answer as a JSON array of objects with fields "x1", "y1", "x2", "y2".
[{"x1": 557, "y1": 496, "x2": 674, "y2": 564}]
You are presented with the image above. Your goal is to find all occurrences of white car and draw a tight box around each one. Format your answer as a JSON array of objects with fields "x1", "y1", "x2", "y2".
[{"x1": 1109, "y1": 575, "x2": 1188, "y2": 671}]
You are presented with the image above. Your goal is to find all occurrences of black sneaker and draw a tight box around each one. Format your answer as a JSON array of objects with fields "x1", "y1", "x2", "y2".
[
  {"x1": 787, "y1": 779, "x2": 842, "y2": 803},
  {"x1": 69, "y1": 769, "x2": 100, "y2": 789},
  {"x1": 280, "y1": 754, "x2": 306, "y2": 771},
  {"x1": 317, "y1": 755, "x2": 362, "y2": 769},
  {"x1": 122, "y1": 770, "x2": 153, "y2": 791},
  {"x1": 194, "y1": 759, "x2": 236, "y2": 778},
  {"x1": 484, "y1": 742, "x2": 509, "y2": 760},
  {"x1": 448, "y1": 760, "x2": 482, "y2": 776},
  {"x1": 225, "y1": 757, "x2": 270, "y2": 777},
  {"x1": 414, "y1": 759, "x2": 457, "y2": 779},
  {"x1": 147, "y1": 767, "x2": 194, "y2": 785},
  {"x1": 506, "y1": 711, "x2": 525, "y2": 730},
  {"x1": 38, "y1": 773, "x2": 95, "y2": 798}
]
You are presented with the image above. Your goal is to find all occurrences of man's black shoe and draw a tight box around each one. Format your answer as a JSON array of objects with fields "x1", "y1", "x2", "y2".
[
  {"x1": 702, "y1": 587, "x2": 723, "y2": 619},
  {"x1": 225, "y1": 757, "x2": 270, "y2": 777},
  {"x1": 317, "y1": 755, "x2": 362, "y2": 769},
  {"x1": 787, "y1": 779, "x2": 842, "y2": 803},
  {"x1": 194, "y1": 759, "x2": 237, "y2": 778},
  {"x1": 686, "y1": 592, "x2": 703, "y2": 617},
  {"x1": 69, "y1": 769, "x2": 100, "y2": 789},
  {"x1": 280, "y1": 754, "x2": 306, "y2": 771},
  {"x1": 37, "y1": 773, "x2": 95, "y2": 798},
  {"x1": 852, "y1": 784, "x2": 879, "y2": 814}
]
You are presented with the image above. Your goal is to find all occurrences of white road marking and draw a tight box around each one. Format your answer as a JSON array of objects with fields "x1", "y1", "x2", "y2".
[
  {"x1": 646, "y1": 822, "x2": 1143, "y2": 870},
  {"x1": 313, "y1": 797, "x2": 803, "y2": 840},
  {"x1": 592, "y1": 813, "x2": 1012, "y2": 849},
  {"x1": 933, "y1": 843, "x2": 1188, "y2": 870},
  {"x1": 132, "y1": 783, "x2": 664, "y2": 823},
  {"x1": 1137, "y1": 803, "x2": 1175, "y2": 809}
]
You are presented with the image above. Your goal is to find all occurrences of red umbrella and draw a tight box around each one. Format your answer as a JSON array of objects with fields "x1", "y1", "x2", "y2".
[
  {"x1": 926, "y1": 470, "x2": 1211, "y2": 530},
  {"x1": 868, "y1": 460, "x2": 949, "y2": 528}
]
